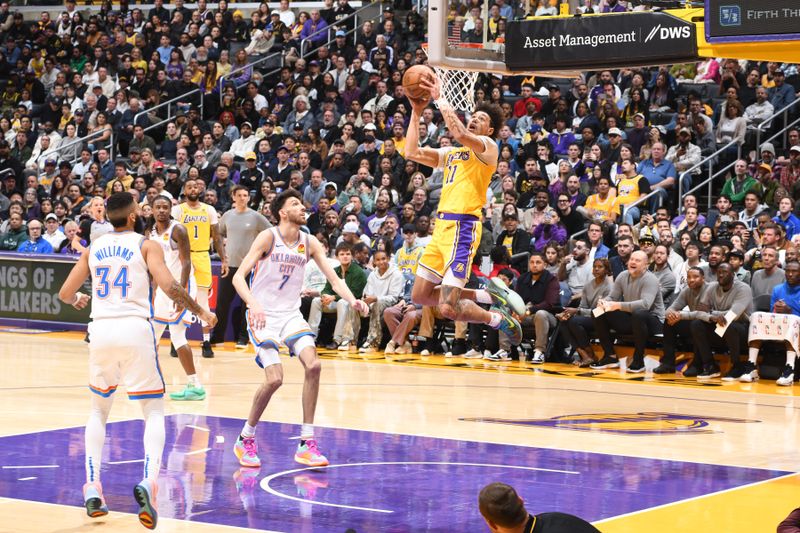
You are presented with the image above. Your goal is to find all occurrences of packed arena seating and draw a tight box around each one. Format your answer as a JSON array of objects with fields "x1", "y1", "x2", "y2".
[{"x1": 1, "y1": 0, "x2": 800, "y2": 383}]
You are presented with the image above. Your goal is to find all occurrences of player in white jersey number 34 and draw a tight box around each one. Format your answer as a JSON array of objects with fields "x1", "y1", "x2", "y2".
[
  {"x1": 232, "y1": 189, "x2": 368, "y2": 468},
  {"x1": 58, "y1": 192, "x2": 217, "y2": 530}
]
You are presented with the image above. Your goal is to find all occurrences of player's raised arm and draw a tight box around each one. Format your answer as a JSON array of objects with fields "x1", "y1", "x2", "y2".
[
  {"x1": 405, "y1": 98, "x2": 444, "y2": 169},
  {"x1": 232, "y1": 228, "x2": 274, "y2": 329},
  {"x1": 421, "y1": 76, "x2": 499, "y2": 161},
  {"x1": 308, "y1": 234, "x2": 368, "y2": 315},
  {"x1": 142, "y1": 239, "x2": 217, "y2": 327},
  {"x1": 58, "y1": 249, "x2": 91, "y2": 309}
]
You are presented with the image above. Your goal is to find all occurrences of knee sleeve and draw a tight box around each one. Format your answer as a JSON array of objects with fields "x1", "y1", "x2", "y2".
[{"x1": 169, "y1": 322, "x2": 188, "y2": 349}]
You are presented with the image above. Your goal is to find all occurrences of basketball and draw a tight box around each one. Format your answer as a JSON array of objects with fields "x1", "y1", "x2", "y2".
[{"x1": 402, "y1": 65, "x2": 435, "y2": 102}]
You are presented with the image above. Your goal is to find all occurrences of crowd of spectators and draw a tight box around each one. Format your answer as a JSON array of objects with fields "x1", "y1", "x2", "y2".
[{"x1": 0, "y1": 0, "x2": 800, "y2": 383}]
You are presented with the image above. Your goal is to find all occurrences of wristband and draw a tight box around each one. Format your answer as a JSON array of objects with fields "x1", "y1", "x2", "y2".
[{"x1": 434, "y1": 96, "x2": 452, "y2": 111}]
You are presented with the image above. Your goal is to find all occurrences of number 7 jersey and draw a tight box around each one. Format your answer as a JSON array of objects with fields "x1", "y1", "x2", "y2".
[
  {"x1": 87, "y1": 231, "x2": 152, "y2": 320},
  {"x1": 249, "y1": 228, "x2": 310, "y2": 314}
]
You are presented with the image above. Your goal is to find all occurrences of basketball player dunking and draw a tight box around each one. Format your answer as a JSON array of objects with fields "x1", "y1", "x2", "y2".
[
  {"x1": 59, "y1": 192, "x2": 217, "y2": 530},
  {"x1": 149, "y1": 195, "x2": 205, "y2": 401},
  {"x1": 404, "y1": 76, "x2": 525, "y2": 341},
  {"x1": 172, "y1": 178, "x2": 228, "y2": 357},
  {"x1": 232, "y1": 189, "x2": 368, "y2": 468}
]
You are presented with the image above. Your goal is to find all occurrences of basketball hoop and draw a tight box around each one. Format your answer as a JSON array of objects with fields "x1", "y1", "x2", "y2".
[{"x1": 421, "y1": 43, "x2": 481, "y2": 112}]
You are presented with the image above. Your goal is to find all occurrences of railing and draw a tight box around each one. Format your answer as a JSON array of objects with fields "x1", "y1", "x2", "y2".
[
  {"x1": 679, "y1": 141, "x2": 742, "y2": 212},
  {"x1": 755, "y1": 94, "x2": 800, "y2": 150},
  {"x1": 299, "y1": 2, "x2": 383, "y2": 58},
  {"x1": 56, "y1": 130, "x2": 116, "y2": 165},
  {"x1": 135, "y1": 89, "x2": 205, "y2": 135},
  {"x1": 676, "y1": 138, "x2": 740, "y2": 209},
  {"x1": 620, "y1": 187, "x2": 666, "y2": 222},
  {"x1": 218, "y1": 51, "x2": 284, "y2": 106}
]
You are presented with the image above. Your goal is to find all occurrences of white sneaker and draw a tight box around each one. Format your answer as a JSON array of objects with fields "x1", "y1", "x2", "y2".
[
  {"x1": 739, "y1": 362, "x2": 759, "y2": 383},
  {"x1": 384, "y1": 340, "x2": 397, "y2": 354},
  {"x1": 337, "y1": 341, "x2": 350, "y2": 351},
  {"x1": 420, "y1": 349, "x2": 431, "y2": 356},
  {"x1": 776, "y1": 364, "x2": 795, "y2": 386},
  {"x1": 395, "y1": 342, "x2": 412, "y2": 354},
  {"x1": 531, "y1": 350, "x2": 545, "y2": 364},
  {"x1": 483, "y1": 350, "x2": 492, "y2": 359},
  {"x1": 463, "y1": 348, "x2": 483, "y2": 359},
  {"x1": 445, "y1": 351, "x2": 454, "y2": 358},
  {"x1": 360, "y1": 343, "x2": 377, "y2": 354},
  {"x1": 484, "y1": 349, "x2": 510, "y2": 361}
]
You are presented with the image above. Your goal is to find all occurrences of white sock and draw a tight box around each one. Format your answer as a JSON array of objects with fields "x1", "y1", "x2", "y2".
[
  {"x1": 85, "y1": 394, "x2": 113, "y2": 484},
  {"x1": 748, "y1": 347, "x2": 759, "y2": 363},
  {"x1": 203, "y1": 332, "x2": 210, "y2": 342},
  {"x1": 140, "y1": 398, "x2": 165, "y2": 482},
  {"x1": 787, "y1": 351, "x2": 797, "y2": 368},
  {"x1": 475, "y1": 289, "x2": 493, "y2": 304},
  {"x1": 187, "y1": 374, "x2": 199, "y2": 387},
  {"x1": 488, "y1": 311, "x2": 502, "y2": 329},
  {"x1": 241, "y1": 422, "x2": 256, "y2": 438},
  {"x1": 301, "y1": 424, "x2": 314, "y2": 440}
]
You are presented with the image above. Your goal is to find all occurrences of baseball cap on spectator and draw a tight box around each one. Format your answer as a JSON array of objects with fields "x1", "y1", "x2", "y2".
[
  {"x1": 775, "y1": 69, "x2": 785, "y2": 76},
  {"x1": 309, "y1": 60, "x2": 320, "y2": 67},
  {"x1": 758, "y1": 163, "x2": 772, "y2": 173},
  {"x1": 343, "y1": 221, "x2": 360, "y2": 234},
  {"x1": 608, "y1": 127, "x2": 623, "y2": 137},
  {"x1": 653, "y1": 125, "x2": 667, "y2": 135},
  {"x1": 276, "y1": 83, "x2": 286, "y2": 89},
  {"x1": 791, "y1": 146, "x2": 800, "y2": 154},
  {"x1": 45, "y1": 158, "x2": 57, "y2": 166},
  {"x1": 3, "y1": 174, "x2": 14, "y2": 182},
  {"x1": 45, "y1": 213, "x2": 58, "y2": 222},
  {"x1": 129, "y1": 146, "x2": 141, "y2": 154},
  {"x1": 264, "y1": 119, "x2": 275, "y2": 126},
  {"x1": 728, "y1": 249, "x2": 744, "y2": 260},
  {"x1": 547, "y1": 84, "x2": 560, "y2": 91},
  {"x1": 678, "y1": 127, "x2": 692, "y2": 136},
  {"x1": 166, "y1": 165, "x2": 179, "y2": 173},
  {"x1": 633, "y1": 112, "x2": 645, "y2": 120},
  {"x1": 363, "y1": 123, "x2": 377, "y2": 131},
  {"x1": 502, "y1": 212, "x2": 518, "y2": 221},
  {"x1": 730, "y1": 220, "x2": 747, "y2": 229},
  {"x1": 74, "y1": 108, "x2": 84, "y2": 115},
  {"x1": 241, "y1": 121, "x2": 253, "y2": 129},
  {"x1": 335, "y1": 30, "x2": 346, "y2": 37},
  {"x1": 760, "y1": 142, "x2": 775, "y2": 154},
  {"x1": 383, "y1": 5, "x2": 394, "y2": 12},
  {"x1": 271, "y1": 10, "x2": 280, "y2": 16},
  {"x1": 245, "y1": 151, "x2": 257, "y2": 160},
  {"x1": 529, "y1": 124, "x2": 542, "y2": 133},
  {"x1": 325, "y1": 182, "x2": 337, "y2": 192},
  {"x1": 639, "y1": 233, "x2": 656, "y2": 245},
  {"x1": 402, "y1": 223, "x2": 416, "y2": 234},
  {"x1": 332, "y1": 139, "x2": 345, "y2": 146},
  {"x1": 277, "y1": 145, "x2": 289, "y2": 152},
  {"x1": 293, "y1": 123, "x2": 304, "y2": 130},
  {"x1": 153, "y1": 161, "x2": 165, "y2": 168},
  {"x1": 233, "y1": 9, "x2": 244, "y2": 17}
]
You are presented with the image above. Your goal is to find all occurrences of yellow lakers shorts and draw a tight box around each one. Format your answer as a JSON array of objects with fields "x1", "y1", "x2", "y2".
[
  {"x1": 418, "y1": 213, "x2": 481, "y2": 287},
  {"x1": 191, "y1": 251, "x2": 213, "y2": 289}
]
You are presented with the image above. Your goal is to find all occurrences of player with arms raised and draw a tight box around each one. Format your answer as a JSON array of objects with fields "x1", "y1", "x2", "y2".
[
  {"x1": 405, "y1": 74, "x2": 525, "y2": 342},
  {"x1": 231, "y1": 189, "x2": 368, "y2": 469},
  {"x1": 58, "y1": 192, "x2": 217, "y2": 530}
]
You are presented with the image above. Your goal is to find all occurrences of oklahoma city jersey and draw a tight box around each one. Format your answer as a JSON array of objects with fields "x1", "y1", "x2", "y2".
[
  {"x1": 437, "y1": 137, "x2": 496, "y2": 217},
  {"x1": 88, "y1": 231, "x2": 150, "y2": 320},
  {"x1": 250, "y1": 228, "x2": 310, "y2": 314},
  {"x1": 149, "y1": 221, "x2": 194, "y2": 283}
]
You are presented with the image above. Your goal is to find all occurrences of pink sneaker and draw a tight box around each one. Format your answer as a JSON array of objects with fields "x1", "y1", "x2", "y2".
[
  {"x1": 234, "y1": 435, "x2": 261, "y2": 468},
  {"x1": 294, "y1": 439, "x2": 329, "y2": 467}
]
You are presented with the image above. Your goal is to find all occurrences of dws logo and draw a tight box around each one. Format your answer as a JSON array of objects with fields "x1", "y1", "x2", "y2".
[{"x1": 644, "y1": 24, "x2": 693, "y2": 43}]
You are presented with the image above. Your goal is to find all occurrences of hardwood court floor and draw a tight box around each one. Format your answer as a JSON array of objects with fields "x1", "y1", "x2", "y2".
[{"x1": 0, "y1": 330, "x2": 797, "y2": 532}]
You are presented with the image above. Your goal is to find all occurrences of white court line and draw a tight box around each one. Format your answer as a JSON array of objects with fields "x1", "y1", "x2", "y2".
[
  {"x1": 186, "y1": 425, "x2": 210, "y2": 432},
  {"x1": 592, "y1": 471, "x2": 800, "y2": 524},
  {"x1": 185, "y1": 447, "x2": 212, "y2": 456},
  {"x1": 2, "y1": 465, "x2": 59, "y2": 469},
  {"x1": 17, "y1": 477, "x2": 36, "y2": 481},
  {"x1": 108, "y1": 459, "x2": 144, "y2": 465},
  {"x1": 261, "y1": 461, "x2": 580, "y2": 514}
]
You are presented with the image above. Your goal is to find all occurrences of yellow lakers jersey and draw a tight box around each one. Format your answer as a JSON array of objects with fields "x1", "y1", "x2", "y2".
[
  {"x1": 437, "y1": 140, "x2": 495, "y2": 217},
  {"x1": 171, "y1": 203, "x2": 218, "y2": 253},
  {"x1": 395, "y1": 245, "x2": 423, "y2": 275}
]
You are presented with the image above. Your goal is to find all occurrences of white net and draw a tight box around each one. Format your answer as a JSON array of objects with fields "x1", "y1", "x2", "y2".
[{"x1": 429, "y1": 66, "x2": 480, "y2": 112}]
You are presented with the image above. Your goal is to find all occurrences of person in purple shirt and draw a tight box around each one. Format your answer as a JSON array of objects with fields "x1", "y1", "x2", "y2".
[
  {"x1": 602, "y1": 0, "x2": 628, "y2": 13},
  {"x1": 531, "y1": 210, "x2": 568, "y2": 252},
  {"x1": 16, "y1": 220, "x2": 53, "y2": 254},
  {"x1": 59, "y1": 220, "x2": 87, "y2": 255},
  {"x1": 301, "y1": 9, "x2": 329, "y2": 49}
]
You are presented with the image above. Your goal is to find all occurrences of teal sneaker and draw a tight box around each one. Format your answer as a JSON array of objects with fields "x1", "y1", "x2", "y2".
[
  {"x1": 486, "y1": 277, "x2": 527, "y2": 315},
  {"x1": 169, "y1": 384, "x2": 206, "y2": 401},
  {"x1": 133, "y1": 479, "x2": 158, "y2": 530},
  {"x1": 492, "y1": 306, "x2": 523, "y2": 345},
  {"x1": 83, "y1": 481, "x2": 108, "y2": 518}
]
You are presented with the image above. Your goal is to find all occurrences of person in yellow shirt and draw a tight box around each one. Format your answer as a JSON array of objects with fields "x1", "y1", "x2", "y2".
[
  {"x1": 614, "y1": 158, "x2": 651, "y2": 225},
  {"x1": 579, "y1": 175, "x2": 619, "y2": 224},
  {"x1": 172, "y1": 178, "x2": 229, "y2": 357},
  {"x1": 403, "y1": 76, "x2": 526, "y2": 345},
  {"x1": 380, "y1": 122, "x2": 407, "y2": 157}
]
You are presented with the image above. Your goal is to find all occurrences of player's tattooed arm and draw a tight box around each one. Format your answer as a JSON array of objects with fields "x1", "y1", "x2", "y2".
[{"x1": 166, "y1": 280, "x2": 206, "y2": 316}]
